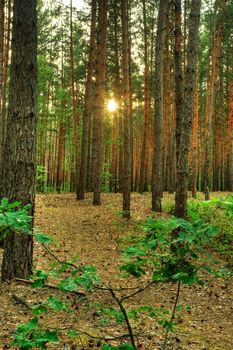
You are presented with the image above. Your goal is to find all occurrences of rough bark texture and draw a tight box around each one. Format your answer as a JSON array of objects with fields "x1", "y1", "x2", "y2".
[
  {"x1": 121, "y1": 0, "x2": 131, "y2": 218},
  {"x1": 138, "y1": 0, "x2": 149, "y2": 194},
  {"x1": 1, "y1": 0, "x2": 11, "y2": 169},
  {"x1": 1, "y1": 0, "x2": 37, "y2": 281},
  {"x1": 70, "y1": 0, "x2": 79, "y2": 191},
  {"x1": 174, "y1": 0, "x2": 183, "y2": 164},
  {"x1": 225, "y1": 81, "x2": 233, "y2": 190},
  {"x1": 152, "y1": 0, "x2": 168, "y2": 212},
  {"x1": 175, "y1": 0, "x2": 201, "y2": 219},
  {"x1": 77, "y1": 0, "x2": 96, "y2": 200},
  {"x1": 189, "y1": 66, "x2": 199, "y2": 198},
  {"x1": 203, "y1": 0, "x2": 226, "y2": 200},
  {"x1": 0, "y1": 0, "x2": 4, "y2": 165},
  {"x1": 92, "y1": 0, "x2": 107, "y2": 205}
]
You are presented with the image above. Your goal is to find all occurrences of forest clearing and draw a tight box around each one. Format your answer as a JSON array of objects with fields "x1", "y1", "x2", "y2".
[{"x1": 0, "y1": 192, "x2": 233, "y2": 349}]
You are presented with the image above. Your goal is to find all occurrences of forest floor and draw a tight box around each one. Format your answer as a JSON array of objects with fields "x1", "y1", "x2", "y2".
[{"x1": 0, "y1": 192, "x2": 233, "y2": 350}]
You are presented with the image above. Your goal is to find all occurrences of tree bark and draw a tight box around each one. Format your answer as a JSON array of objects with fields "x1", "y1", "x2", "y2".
[
  {"x1": 1, "y1": 0, "x2": 37, "y2": 281},
  {"x1": 92, "y1": 0, "x2": 107, "y2": 205},
  {"x1": 152, "y1": 0, "x2": 168, "y2": 212},
  {"x1": 1, "y1": 0, "x2": 11, "y2": 169},
  {"x1": 203, "y1": 0, "x2": 226, "y2": 200},
  {"x1": 139, "y1": 0, "x2": 149, "y2": 194},
  {"x1": 175, "y1": 0, "x2": 201, "y2": 218},
  {"x1": 121, "y1": 0, "x2": 131, "y2": 218},
  {"x1": 70, "y1": 0, "x2": 79, "y2": 191},
  {"x1": 0, "y1": 0, "x2": 4, "y2": 164},
  {"x1": 77, "y1": 0, "x2": 97, "y2": 200}
]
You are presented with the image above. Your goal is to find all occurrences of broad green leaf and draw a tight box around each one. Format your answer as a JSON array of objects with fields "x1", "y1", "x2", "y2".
[
  {"x1": 47, "y1": 296, "x2": 67, "y2": 311},
  {"x1": 59, "y1": 278, "x2": 78, "y2": 292},
  {"x1": 32, "y1": 304, "x2": 48, "y2": 316},
  {"x1": 67, "y1": 329, "x2": 77, "y2": 338},
  {"x1": 35, "y1": 233, "x2": 53, "y2": 244},
  {"x1": 44, "y1": 330, "x2": 59, "y2": 342}
]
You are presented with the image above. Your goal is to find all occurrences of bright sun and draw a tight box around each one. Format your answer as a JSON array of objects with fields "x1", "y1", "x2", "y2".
[{"x1": 107, "y1": 98, "x2": 118, "y2": 112}]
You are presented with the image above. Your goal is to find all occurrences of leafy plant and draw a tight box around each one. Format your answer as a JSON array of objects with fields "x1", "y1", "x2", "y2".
[
  {"x1": 12, "y1": 317, "x2": 59, "y2": 350},
  {"x1": 0, "y1": 198, "x2": 32, "y2": 240},
  {"x1": 10, "y1": 209, "x2": 230, "y2": 350}
]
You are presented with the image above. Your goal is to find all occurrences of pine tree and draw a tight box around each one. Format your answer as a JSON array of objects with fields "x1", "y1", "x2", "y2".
[{"x1": 1, "y1": 0, "x2": 37, "y2": 281}]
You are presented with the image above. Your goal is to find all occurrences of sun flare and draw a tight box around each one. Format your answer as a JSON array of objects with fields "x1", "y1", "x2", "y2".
[{"x1": 107, "y1": 98, "x2": 118, "y2": 112}]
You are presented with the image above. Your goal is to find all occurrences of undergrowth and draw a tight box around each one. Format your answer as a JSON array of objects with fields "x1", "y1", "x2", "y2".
[{"x1": 0, "y1": 195, "x2": 232, "y2": 349}]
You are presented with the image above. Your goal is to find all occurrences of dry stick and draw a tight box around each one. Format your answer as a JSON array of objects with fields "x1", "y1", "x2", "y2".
[
  {"x1": 162, "y1": 281, "x2": 181, "y2": 350},
  {"x1": 14, "y1": 278, "x2": 85, "y2": 297},
  {"x1": 58, "y1": 326, "x2": 136, "y2": 341},
  {"x1": 109, "y1": 288, "x2": 137, "y2": 349},
  {"x1": 121, "y1": 281, "x2": 167, "y2": 302},
  {"x1": 12, "y1": 293, "x2": 31, "y2": 309},
  {"x1": 41, "y1": 243, "x2": 79, "y2": 269}
]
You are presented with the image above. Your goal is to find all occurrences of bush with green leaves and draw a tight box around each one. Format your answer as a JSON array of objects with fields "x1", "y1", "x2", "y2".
[{"x1": 187, "y1": 195, "x2": 233, "y2": 264}]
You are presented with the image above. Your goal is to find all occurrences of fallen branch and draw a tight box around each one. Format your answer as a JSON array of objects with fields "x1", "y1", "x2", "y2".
[{"x1": 13, "y1": 278, "x2": 85, "y2": 297}]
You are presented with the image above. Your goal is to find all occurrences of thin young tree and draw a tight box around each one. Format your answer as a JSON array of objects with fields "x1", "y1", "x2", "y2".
[
  {"x1": 151, "y1": 0, "x2": 168, "y2": 212},
  {"x1": 1, "y1": 0, "x2": 37, "y2": 281},
  {"x1": 175, "y1": 0, "x2": 201, "y2": 218}
]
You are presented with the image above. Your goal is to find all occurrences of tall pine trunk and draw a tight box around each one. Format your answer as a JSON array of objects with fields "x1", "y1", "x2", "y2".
[
  {"x1": 77, "y1": 0, "x2": 96, "y2": 200},
  {"x1": 70, "y1": 0, "x2": 79, "y2": 191},
  {"x1": 0, "y1": 0, "x2": 4, "y2": 165},
  {"x1": 203, "y1": 0, "x2": 226, "y2": 200},
  {"x1": 175, "y1": 0, "x2": 201, "y2": 218},
  {"x1": 139, "y1": 0, "x2": 149, "y2": 194},
  {"x1": 152, "y1": 0, "x2": 168, "y2": 212},
  {"x1": 1, "y1": 0, "x2": 37, "y2": 281},
  {"x1": 121, "y1": 0, "x2": 131, "y2": 218},
  {"x1": 92, "y1": 0, "x2": 107, "y2": 205}
]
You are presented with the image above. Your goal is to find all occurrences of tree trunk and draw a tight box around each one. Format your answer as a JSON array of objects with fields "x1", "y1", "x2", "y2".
[
  {"x1": 189, "y1": 64, "x2": 199, "y2": 198},
  {"x1": 77, "y1": 0, "x2": 96, "y2": 200},
  {"x1": 225, "y1": 80, "x2": 233, "y2": 190},
  {"x1": 70, "y1": 0, "x2": 79, "y2": 191},
  {"x1": 203, "y1": 0, "x2": 226, "y2": 200},
  {"x1": 0, "y1": 0, "x2": 4, "y2": 165},
  {"x1": 174, "y1": 0, "x2": 183, "y2": 164},
  {"x1": 92, "y1": 0, "x2": 107, "y2": 205},
  {"x1": 139, "y1": 0, "x2": 149, "y2": 194},
  {"x1": 1, "y1": 0, "x2": 37, "y2": 281},
  {"x1": 175, "y1": 0, "x2": 201, "y2": 218},
  {"x1": 1, "y1": 0, "x2": 11, "y2": 169},
  {"x1": 152, "y1": 0, "x2": 168, "y2": 212},
  {"x1": 121, "y1": 0, "x2": 131, "y2": 218}
]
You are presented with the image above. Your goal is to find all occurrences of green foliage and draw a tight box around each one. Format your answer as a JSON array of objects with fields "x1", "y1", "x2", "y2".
[
  {"x1": 121, "y1": 216, "x2": 220, "y2": 286},
  {"x1": 36, "y1": 165, "x2": 47, "y2": 193},
  {"x1": 102, "y1": 344, "x2": 135, "y2": 350},
  {"x1": 32, "y1": 270, "x2": 49, "y2": 288},
  {"x1": 187, "y1": 196, "x2": 233, "y2": 264},
  {"x1": 12, "y1": 207, "x2": 231, "y2": 350},
  {"x1": 98, "y1": 307, "x2": 125, "y2": 325},
  {"x1": 35, "y1": 233, "x2": 53, "y2": 244},
  {"x1": 0, "y1": 198, "x2": 32, "y2": 239},
  {"x1": 12, "y1": 317, "x2": 59, "y2": 349},
  {"x1": 101, "y1": 171, "x2": 113, "y2": 192},
  {"x1": 59, "y1": 265, "x2": 100, "y2": 292}
]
